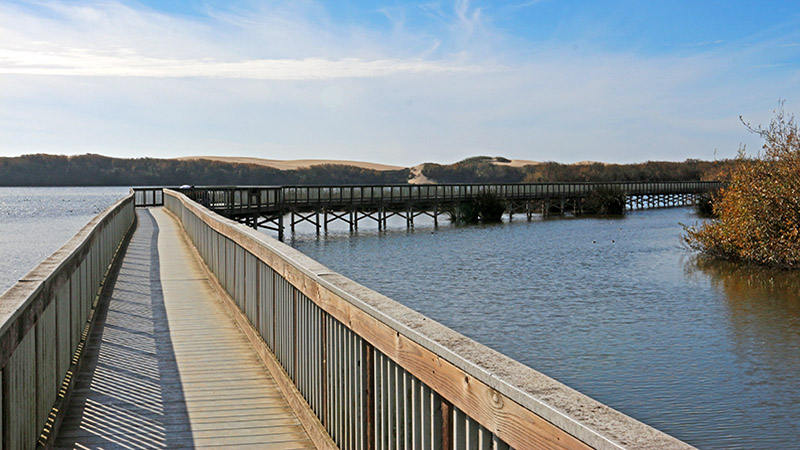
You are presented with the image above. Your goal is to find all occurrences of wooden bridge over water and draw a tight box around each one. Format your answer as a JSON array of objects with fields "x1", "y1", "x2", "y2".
[
  {"x1": 0, "y1": 185, "x2": 702, "y2": 449},
  {"x1": 136, "y1": 181, "x2": 721, "y2": 239}
]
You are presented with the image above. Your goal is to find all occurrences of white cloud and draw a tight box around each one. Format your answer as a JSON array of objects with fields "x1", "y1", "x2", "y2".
[
  {"x1": 0, "y1": 47, "x2": 484, "y2": 79},
  {"x1": 0, "y1": 0, "x2": 797, "y2": 164}
]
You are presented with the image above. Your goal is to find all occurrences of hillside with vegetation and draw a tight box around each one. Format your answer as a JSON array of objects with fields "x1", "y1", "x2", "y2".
[
  {"x1": 0, "y1": 154, "x2": 411, "y2": 186},
  {"x1": 0, "y1": 153, "x2": 736, "y2": 186},
  {"x1": 422, "y1": 156, "x2": 737, "y2": 183}
]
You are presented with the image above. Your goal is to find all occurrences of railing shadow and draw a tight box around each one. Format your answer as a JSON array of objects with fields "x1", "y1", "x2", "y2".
[{"x1": 56, "y1": 209, "x2": 193, "y2": 449}]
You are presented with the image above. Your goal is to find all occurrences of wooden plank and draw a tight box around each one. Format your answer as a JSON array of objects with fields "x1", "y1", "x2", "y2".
[
  {"x1": 162, "y1": 208, "x2": 337, "y2": 450},
  {"x1": 35, "y1": 299, "x2": 57, "y2": 435},
  {"x1": 56, "y1": 281, "x2": 72, "y2": 380},
  {"x1": 7, "y1": 331, "x2": 36, "y2": 450}
]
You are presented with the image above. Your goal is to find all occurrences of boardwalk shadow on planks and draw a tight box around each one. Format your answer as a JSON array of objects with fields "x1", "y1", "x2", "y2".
[{"x1": 55, "y1": 209, "x2": 194, "y2": 449}]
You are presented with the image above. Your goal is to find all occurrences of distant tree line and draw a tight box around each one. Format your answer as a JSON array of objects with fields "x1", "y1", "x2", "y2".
[
  {"x1": 422, "y1": 157, "x2": 738, "y2": 183},
  {"x1": 0, "y1": 154, "x2": 411, "y2": 186},
  {"x1": 0, "y1": 153, "x2": 735, "y2": 187}
]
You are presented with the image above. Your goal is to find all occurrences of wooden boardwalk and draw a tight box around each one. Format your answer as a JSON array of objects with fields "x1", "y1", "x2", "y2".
[{"x1": 55, "y1": 208, "x2": 314, "y2": 449}]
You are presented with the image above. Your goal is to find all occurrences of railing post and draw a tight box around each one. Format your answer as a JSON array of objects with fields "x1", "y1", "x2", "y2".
[
  {"x1": 322, "y1": 314, "x2": 329, "y2": 429},
  {"x1": 365, "y1": 343, "x2": 375, "y2": 450},
  {"x1": 441, "y1": 399, "x2": 452, "y2": 450}
]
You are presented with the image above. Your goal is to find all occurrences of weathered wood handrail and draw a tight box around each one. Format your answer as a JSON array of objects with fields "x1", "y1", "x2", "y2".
[
  {"x1": 164, "y1": 189, "x2": 695, "y2": 450},
  {"x1": 0, "y1": 193, "x2": 135, "y2": 448}
]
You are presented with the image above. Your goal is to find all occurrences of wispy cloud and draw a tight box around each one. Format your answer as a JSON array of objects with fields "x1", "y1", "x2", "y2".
[
  {"x1": 0, "y1": 47, "x2": 484, "y2": 79},
  {"x1": 684, "y1": 40, "x2": 725, "y2": 48},
  {"x1": 0, "y1": 0, "x2": 797, "y2": 164}
]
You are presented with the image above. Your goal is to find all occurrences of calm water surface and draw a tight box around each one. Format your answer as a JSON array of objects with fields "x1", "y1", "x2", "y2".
[
  {"x1": 2, "y1": 189, "x2": 797, "y2": 448},
  {"x1": 0, "y1": 187, "x2": 129, "y2": 294},
  {"x1": 288, "y1": 208, "x2": 800, "y2": 450}
]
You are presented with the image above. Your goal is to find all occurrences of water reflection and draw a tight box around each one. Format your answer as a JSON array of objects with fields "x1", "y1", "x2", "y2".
[
  {"x1": 686, "y1": 255, "x2": 800, "y2": 444},
  {"x1": 688, "y1": 255, "x2": 800, "y2": 306}
]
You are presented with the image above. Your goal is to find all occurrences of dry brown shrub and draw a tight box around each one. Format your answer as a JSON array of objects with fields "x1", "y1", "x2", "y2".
[{"x1": 685, "y1": 102, "x2": 800, "y2": 269}]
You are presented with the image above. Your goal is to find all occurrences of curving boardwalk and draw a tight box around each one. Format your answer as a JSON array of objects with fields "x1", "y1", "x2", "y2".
[{"x1": 55, "y1": 208, "x2": 314, "y2": 450}]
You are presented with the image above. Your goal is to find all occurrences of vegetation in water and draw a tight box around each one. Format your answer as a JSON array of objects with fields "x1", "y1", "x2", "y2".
[
  {"x1": 580, "y1": 186, "x2": 626, "y2": 215},
  {"x1": 694, "y1": 189, "x2": 720, "y2": 218},
  {"x1": 684, "y1": 103, "x2": 800, "y2": 269},
  {"x1": 448, "y1": 193, "x2": 507, "y2": 223}
]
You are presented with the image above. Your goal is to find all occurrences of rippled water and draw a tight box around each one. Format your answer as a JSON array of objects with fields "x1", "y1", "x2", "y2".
[
  {"x1": 0, "y1": 187, "x2": 129, "y2": 295},
  {"x1": 288, "y1": 208, "x2": 800, "y2": 450}
]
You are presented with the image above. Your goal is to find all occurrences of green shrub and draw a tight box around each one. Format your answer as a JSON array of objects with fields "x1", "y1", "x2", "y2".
[
  {"x1": 473, "y1": 193, "x2": 507, "y2": 221},
  {"x1": 447, "y1": 193, "x2": 507, "y2": 223},
  {"x1": 448, "y1": 200, "x2": 480, "y2": 223},
  {"x1": 581, "y1": 186, "x2": 626, "y2": 215}
]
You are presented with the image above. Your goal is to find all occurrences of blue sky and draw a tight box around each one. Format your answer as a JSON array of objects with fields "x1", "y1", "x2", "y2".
[{"x1": 1, "y1": 0, "x2": 799, "y2": 165}]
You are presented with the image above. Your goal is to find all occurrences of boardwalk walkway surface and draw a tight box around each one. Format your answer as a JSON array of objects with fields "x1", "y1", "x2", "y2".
[{"x1": 55, "y1": 208, "x2": 314, "y2": 450}]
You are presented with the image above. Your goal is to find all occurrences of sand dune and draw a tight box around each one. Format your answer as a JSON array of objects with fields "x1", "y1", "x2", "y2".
[
  {"x1": 175, "y1": 156, "x2": 405, "y2": 171},
  {"x1": 176, "y1": 156, "x2": 550, "y2": 184}
]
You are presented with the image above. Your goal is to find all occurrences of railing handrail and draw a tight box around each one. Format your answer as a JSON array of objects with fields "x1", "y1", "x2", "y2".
[
  {"x1": 164, "y1": 188, "x2": 695, "y2": 450},
  {"x1": 174, "y1": 180, "x2": 723, "y2": 189},
  {"x1": 0, "y1": 193, "x2": 134, "y2": 352},
  {"x1": 0, "y1": 193, "x2": 135, "y2": 449}
]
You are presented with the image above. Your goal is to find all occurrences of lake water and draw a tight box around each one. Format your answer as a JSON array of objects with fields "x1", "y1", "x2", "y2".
[
  {"x1": 0, "y1": 187, "x2": 130, "y2": 294},
  {"x1": 2, "y1": 189, "x2": 798, "y2": 449},
  {"x1": 288, "y1": 208, "x2": 800, "y2": 450}
]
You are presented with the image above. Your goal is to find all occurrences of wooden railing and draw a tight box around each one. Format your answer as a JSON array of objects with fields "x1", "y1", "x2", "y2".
[
  {"x1": 172, "y1": 181, "x2": 721, "y2": 216},
  {"x1": 164, "y1": 189, "x2": 695, "y2": 450},
  {"x1": 0, "y1": 194, "x2": 135, "y2": 448},
  {"x1": 280, "y1": 181, "x2": 721, "y2": 208}
]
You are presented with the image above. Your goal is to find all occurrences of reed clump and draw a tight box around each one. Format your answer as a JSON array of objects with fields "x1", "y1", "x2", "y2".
[
  {"x1": 581, "y1": 186, "x2": 626, "y2": 215},
  {"x1": 684, "y1": 103, "x2": 800, "y2": 269}
]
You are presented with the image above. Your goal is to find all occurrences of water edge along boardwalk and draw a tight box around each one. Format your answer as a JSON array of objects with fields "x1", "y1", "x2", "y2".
[
  {"x1": 134, "y1": 181, "x2": 722, "y2": 240},
  {"x1": 0, "y1": 188, "x2": 699, "y2": 449}
]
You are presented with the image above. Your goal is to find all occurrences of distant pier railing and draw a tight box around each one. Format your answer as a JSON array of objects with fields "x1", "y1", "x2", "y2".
[
  {"x1": 164, "y1": 188, "x2": 695, "y2": 450},
  {"x1": 132, "y1": 187, "x2": 164, "y2": 207},
  {"x1": 148, "y1": 181, "x2": 722, "y2": 239},
  {"x1": 0, "y1": 194, "x2": 135, "y2": 449}
]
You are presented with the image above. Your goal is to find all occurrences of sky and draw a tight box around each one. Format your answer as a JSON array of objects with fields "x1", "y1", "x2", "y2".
[{"x1": 1, "y1": 0, "x2": 799, "y2": 165}]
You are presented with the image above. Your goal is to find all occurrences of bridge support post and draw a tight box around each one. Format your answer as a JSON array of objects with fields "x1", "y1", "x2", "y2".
[{"x1": 433, "y1": 204, "x2": 439, "y2": 228}]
